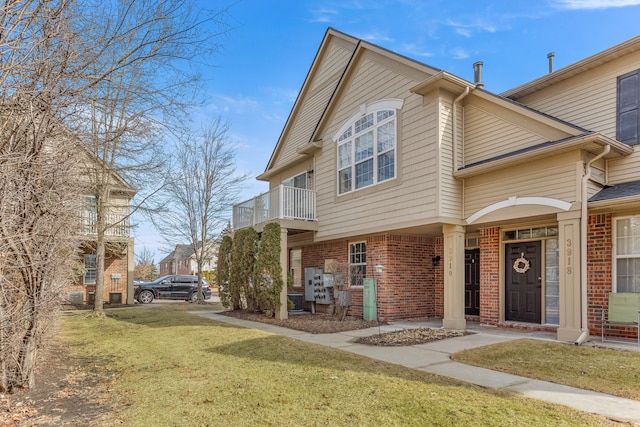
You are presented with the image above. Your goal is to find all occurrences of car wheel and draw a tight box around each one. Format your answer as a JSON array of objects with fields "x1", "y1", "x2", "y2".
[
  {"x1": 138, "y1": 290, "x2": 154, "y2": 304},
  {"x1": 190, "y1": 292, "x2": 200, "y2": 302}
]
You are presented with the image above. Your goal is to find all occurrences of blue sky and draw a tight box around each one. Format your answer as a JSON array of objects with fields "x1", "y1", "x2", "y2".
[{"x1": 134, "y1": 0, "x2": 640, "y2": 263}]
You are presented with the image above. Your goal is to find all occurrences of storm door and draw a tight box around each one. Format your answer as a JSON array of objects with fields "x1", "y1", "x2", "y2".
[
  {"x1": 505, "y1": 241, "x2": 541, "y2": 323},
  {"x1": 465, "y1": 249, "x2": 480, "y2": 316}
]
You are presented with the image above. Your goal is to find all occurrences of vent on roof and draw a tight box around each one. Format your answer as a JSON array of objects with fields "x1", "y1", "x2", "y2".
[
  {"x1": 547, "y1": 52, "x2": 555, "y2": 73},
  {"x1": 473, "y1": 62, "x2": 484, "y2": 88}
]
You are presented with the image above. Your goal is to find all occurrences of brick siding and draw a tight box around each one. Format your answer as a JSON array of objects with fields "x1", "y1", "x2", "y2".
[
  {"x1": 479, "y1": 227, "x2": 501, "y2": 325},
  {"x1": 586, "y1": 213, "x2": 637, "y2": 340},
  {"x1": 300, "y1": 233, "x2": 443, "y2": 321}
]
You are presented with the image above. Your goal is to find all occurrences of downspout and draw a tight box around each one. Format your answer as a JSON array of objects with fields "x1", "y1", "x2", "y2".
[
  {"x1": 575, "y1": 144, "x2": 610, "y2": 345},
  {"x1": 452, "y1": 87, "x2": 470, "y2": 173}
]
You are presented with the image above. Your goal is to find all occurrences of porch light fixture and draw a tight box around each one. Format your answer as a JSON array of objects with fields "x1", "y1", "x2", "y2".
[
  {"x1": 374, "y1": 264, "x2": 385, "y2": 274},
  {"x1": 307, "y1": 169, "x2": 314, "y2": 178}
]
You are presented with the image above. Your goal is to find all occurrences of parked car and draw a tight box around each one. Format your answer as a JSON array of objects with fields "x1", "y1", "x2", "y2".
[{"x1": 134, "y1": 275, "x2": 212, "y2": 304}]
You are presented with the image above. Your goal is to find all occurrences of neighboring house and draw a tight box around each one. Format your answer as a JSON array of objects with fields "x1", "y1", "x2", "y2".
[
  {"x1": 159, "y1": 242, "x2": 218, "y2": 276},
  {"x1": 66, "y1": 154, "x2": 136, "y2": 305},
  {"x1": 232, "y1": 28, "x2": 640, "y2": 343}
]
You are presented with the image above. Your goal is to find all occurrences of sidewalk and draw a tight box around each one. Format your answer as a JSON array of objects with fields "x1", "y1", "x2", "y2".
[{"x1": 195, "y1": 311, "x2": 640, "y2": 425}]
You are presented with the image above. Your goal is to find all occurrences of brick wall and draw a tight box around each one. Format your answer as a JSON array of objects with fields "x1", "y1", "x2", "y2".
[
  {"x1": 480, "y1": 227, "x2": 500, "y2": 325},
  {"x1": 69, "y1": 250, "x2": 130, "y2": 305},
  {"x1": 300, "y1": 233, "x2": 443, "y2": 321},
  {"x1": 585, "y1": 213, "x2": 635, "y2": 339}
]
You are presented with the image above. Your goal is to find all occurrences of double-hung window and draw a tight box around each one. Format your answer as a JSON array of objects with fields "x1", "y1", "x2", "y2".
[
  {"x1": 349, "y1": 242, "x2": 366, "y2": 287},
  {"x1": 336, "y1": 99, "x2": 402, "y2": 195},
  {"x1": 83, "y1": 255, "x2": 97, "y2": 285},
  {"x1": 614, "y1": 216, "x2": 640, "y2": 292}
]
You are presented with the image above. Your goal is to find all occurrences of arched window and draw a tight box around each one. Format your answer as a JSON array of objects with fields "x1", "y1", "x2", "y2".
[{"x1": 335, "y1": 99, "x2": 401, "y2": 195}]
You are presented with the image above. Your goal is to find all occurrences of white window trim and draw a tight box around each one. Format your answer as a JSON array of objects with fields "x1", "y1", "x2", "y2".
[
  {"x1": 333, "y1": 99, "x2": 404, "y2": 141},
  {"x1": 613, "y1": 215, "x2": 640, "y2": 293},
  {"x1": 335, "y1": 99, "x2": 403, "y2": 196},
  {"x1": 282, "y1": 171, "x2": 308, "y2": 189},
  {"x1": 349, "y1": 241, "x2": 367, "y2": 288},
  {"x1": 83, "y1": 254, "x2": 97, "y2": 285}
]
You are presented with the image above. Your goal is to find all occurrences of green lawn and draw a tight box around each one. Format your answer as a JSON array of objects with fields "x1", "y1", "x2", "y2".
[
  {"x1": 452, "y1": 338, "x2": 640, "y2": 401},
  {"x1": 57, "y1": 305, "x2": 616, "y2": 426}
]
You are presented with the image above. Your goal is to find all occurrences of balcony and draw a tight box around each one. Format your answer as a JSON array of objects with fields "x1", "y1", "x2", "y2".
[
  {"x1": 82, "y1": 210, "x2": 130, "y2": 237},
  {"x1": 233, "y1": 185, "x2": 317, "y2": 231}
]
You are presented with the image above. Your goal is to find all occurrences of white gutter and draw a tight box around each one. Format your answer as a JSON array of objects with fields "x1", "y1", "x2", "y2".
[
  {"x1": 452, "y1": 87, "x2": 471, "y2": 173},
  {"x1": 575, "y1": 144, "x2": 610, "y2": 345}
]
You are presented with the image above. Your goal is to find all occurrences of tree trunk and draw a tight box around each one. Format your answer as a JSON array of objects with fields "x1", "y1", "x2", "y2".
[{"x1": 93, "y1": 193, "x2": 106, "y2": 313}]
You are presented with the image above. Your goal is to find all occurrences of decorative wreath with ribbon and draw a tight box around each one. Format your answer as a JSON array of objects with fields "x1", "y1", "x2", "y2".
[{"x1": 513, "y1": 253, "x2": 531, "y2": 274}]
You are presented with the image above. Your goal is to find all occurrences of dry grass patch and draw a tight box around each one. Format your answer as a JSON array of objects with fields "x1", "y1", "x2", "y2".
[{"x1": 452, "y1": 338, "x2": 640, "y2": 400}]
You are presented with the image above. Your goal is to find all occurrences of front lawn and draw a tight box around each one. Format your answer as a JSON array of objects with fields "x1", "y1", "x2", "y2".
[
  {"x1": 452, "y1": 338, "x2": 640, "y2": 400},
  {"x1": 54, "y1": 305, "x2": 616, "y2": 426}
]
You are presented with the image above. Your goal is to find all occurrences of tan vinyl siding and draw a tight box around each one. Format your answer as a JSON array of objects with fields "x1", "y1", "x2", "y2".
[
  {"x1": 513, "y1": 52, "x2": 640, "y2": 137},
  {"x1": 464, "y1": 105, "x2": 547, "y2": 166},
  {"x1": 312, "y1": 53, "x2": 438, "y2": 240},
  {"x1": 513, "y1": 52, "x2": 640, "y2": 185},
  {"x1": 464, "y1": 152, "x2": 581, "y2": 219},
  {"x1": 608, "y1": 149, "x2": 640, "y2": 183},
  {"x1": 438, "y1": 95, "x2": 462, "y2": 217},
  {"x1": 311, "y1": 44, "x2": 353, "y2": 92},
  {"x1": 271, "y1": 39, "x2": 355, "y2": 170},
  {"x1": 275, "y1": 83, "x2": 336, "y2": 167}
]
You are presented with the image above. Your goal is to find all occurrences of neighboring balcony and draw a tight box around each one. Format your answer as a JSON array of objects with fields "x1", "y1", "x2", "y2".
[
  {"x1": 233, "y1": 185, "x2": 317, "y2": 231},
  {"x1": 82, "y1": 211, "x2": 130, "y2": 237}
]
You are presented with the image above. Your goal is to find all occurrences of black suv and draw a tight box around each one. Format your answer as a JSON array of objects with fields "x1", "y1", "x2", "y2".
[{"x1": 134, "y1": 275, "x2": 212, "y2": 304}]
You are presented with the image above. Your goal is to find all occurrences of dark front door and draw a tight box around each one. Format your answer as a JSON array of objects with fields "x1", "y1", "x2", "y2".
[
  {"x1": 465, "y1": 249, "x2": 480, "y2": 316},
  {"x1": 505, "y1": 241, "x2": 541, "y2": 323}
]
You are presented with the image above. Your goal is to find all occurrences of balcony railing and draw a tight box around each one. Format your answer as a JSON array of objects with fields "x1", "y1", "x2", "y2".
[
  {"x1": 82, "y1": 211, "x2": 130, "y2": 237},
  {"x1": 233, "y1": 185, "x2": 317, "y2": 230}
]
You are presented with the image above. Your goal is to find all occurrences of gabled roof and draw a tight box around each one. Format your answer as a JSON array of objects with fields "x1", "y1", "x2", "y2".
[
  {"x1": 259, "y1": 28, "x2": 358, "y2": 180},
  {"x1": 159, "y1": 244, "x2": 194, "y2": 263},
  {"x1": 258, "y1": 28, "x2": 439, "y2": 181},
  {"x1": 502, "y1": 35, "x2": 640, "y2": 100},
  {"x1": 455, "y1": 132, "x2": 632, "y2": 179}
]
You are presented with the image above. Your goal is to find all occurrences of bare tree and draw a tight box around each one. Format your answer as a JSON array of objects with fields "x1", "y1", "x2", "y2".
[
  {"x1": 0, "y1": 0, "x2": 230, "y2": 391},
  {"x1": 72, "y1": 0, "x2": 230, "y2": 313},
  {"x1": 134, "y1": 247, "x2": 158, "y2": 282},
  {"x1": 0, "y1": 0, "x2": 85, "y2": 391},
  {"x1": 153, "y1": 118, "x2": 247, "y2": 302}
]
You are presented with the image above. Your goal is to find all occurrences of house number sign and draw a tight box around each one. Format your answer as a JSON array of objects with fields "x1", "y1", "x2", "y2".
[{"x1": 513, "y1": 253, "x2": 531, "y2": 274}]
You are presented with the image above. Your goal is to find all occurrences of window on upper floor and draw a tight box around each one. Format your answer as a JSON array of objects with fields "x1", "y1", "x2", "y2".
[
  {"x1": 335, "y1": 99, "x2": 402, "y2": 195},
  {"x1": 617, "y1": 69, "x2": 640, "y2": 146},
  {"x1": 614, "y1": 216, "x2": 640, "y2": 293},
  {"x1": 283, "y1": 172, "x2": 307, "y2": 189}
]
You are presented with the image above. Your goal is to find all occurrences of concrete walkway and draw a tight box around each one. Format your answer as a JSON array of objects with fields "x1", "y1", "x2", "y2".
[{"x1": 195, "y1": 311, "x2": 640, "y2": 425}]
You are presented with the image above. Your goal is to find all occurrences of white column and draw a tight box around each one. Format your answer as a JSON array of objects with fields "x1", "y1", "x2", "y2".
[
  {"x1": 556, "y1": 210, "x2": 582, "y2": 342},
  {"x1": 442, "y1": 224, "x2": 466, "y2": 330}
]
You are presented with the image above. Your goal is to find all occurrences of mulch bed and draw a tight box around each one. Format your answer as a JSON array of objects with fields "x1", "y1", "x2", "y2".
[{"x1": 220, "y1": 310, "x2": 470, "y2": 346}]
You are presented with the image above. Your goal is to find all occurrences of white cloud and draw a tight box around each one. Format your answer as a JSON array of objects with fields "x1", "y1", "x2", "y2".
[
  {"x1": 554, "y1": 0, "x2": 640, "y2": 8},
  {"x1": 353, "y1": 30, "x2": 394, "y2": 43},
  {"x1": 403, "y1": 43, "x2": 434, "y2": 58},
  {"x1": 450, "y1": 47, "x2": 470, "y2": 60},
  {"x1": 446, "y1": 18, "x2": 498, "y2": 38},
  {"x1": 310, "y1": 8, "x2": 338, "y2": 23},
  {"x1": 216, "y1": 94, "x2": 258, "y2": 109}
]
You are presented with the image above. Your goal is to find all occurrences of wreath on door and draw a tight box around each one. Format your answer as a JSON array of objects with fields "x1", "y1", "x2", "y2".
[{"x1": 513, "y1": 253, "x2": 531, "y2": 274}]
